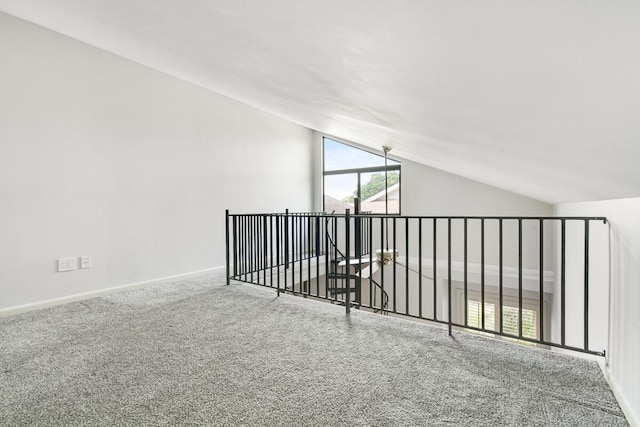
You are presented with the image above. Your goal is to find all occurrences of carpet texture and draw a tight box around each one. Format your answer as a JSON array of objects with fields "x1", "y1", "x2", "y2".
[{"x1": 0, "y1": 271, "x2": 628, "y2": 426}]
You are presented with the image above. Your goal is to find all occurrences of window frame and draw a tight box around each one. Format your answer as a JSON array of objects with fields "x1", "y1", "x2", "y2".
[
  {"x1": 456, "y1": 288, "x2": 547, "y2": 342},
  {"x1": 322, "y1": 137, "x2": 401, "y2": 214}
]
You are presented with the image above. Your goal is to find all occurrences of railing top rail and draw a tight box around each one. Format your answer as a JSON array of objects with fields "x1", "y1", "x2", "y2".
[
  {"x1": 227, "y1": 212, "x2": 327, "y2": 217},
  {"x1": 352, "y1": 215, "x2": 607, "y2": 222},
  {"x1": 227, "y1": 211, "x2": 606, "y2": 222}
]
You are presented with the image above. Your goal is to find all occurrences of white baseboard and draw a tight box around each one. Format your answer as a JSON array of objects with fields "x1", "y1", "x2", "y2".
[
  {"x1": 0, "y1": 266, "x2": 224, "y2": 317},
  {"x1": 598, "y1": 360, "x2": 640, "y2": 427}
]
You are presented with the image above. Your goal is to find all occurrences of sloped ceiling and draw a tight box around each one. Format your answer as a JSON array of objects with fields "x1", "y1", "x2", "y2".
[{"x1": 1, "y1": 0, "x2": 639, "y2": 204}]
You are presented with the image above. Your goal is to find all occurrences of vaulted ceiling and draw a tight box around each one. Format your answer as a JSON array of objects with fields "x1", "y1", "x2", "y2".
[{"x1": 1, "y1": 0, "x2": 639, "y2": 203}]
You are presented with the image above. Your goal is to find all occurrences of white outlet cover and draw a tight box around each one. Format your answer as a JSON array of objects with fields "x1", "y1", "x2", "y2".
[
  {"x1": 58, "y1": 257, "x2": 75, "y2": 272},
  {"x1": 80, "y1": 256, "x2": 92, "y2": 269}
]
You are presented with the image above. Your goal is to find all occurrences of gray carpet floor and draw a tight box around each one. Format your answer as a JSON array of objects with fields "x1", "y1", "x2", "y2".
[{"x1": 0, "y1": 271, "x2": 628, "y2": 426}]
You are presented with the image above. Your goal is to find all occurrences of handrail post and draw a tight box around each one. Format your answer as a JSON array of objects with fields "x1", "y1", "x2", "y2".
[
  {"x1": 276, "y1": 214, "x2": 281, "y2": 296},
  {"x1": 584, "y1": 219, "x2": 590, "y2": 352},
  {"x1": 447, "y1": 217, "x2": 452, "y2": 336},
  {"x1": 561, "y1": 219, "x2": 566, "y2": 346},
  {"x1": 354, "y1": 199, "x2": 361, "y2": 307},
  {"x1": 285, "y1": 209, "x2": 289, "y2": 270},
  {"x1": 345, "y1": 208, "x2": 351, "y2": 314},
  {"x1": 481, "y1": 218, "x2": 485, "y2": 330},
  {"x1": 225, "y1": 209, "x2": 230, "y2": 286}
]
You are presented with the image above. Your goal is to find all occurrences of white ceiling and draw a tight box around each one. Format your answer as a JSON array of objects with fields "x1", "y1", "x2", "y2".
[{"x1": 1, "y1": 0, "x2": 639, "y2": 204}]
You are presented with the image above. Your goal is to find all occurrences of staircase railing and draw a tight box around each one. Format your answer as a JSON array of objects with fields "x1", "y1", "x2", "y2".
[{"x1": 226, "y1": 208, "x2": 609, "y2": 357}]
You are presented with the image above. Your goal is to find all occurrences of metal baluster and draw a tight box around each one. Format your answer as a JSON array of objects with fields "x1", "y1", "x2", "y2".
[
  {"x1": 539, "y1": 218, "x2": 543, "y2": 342},
  {"x1": 448, "y1": 218, "x2": 452, "y2": 336},
  {"x1": 433, "y1": 218, "x2": 437, "y2": 321},
  {"x1": 405, "y1": 217, "x2": 409, "y2": 315},
  {"x1": 393, "y1": 217, "x2": 397, "y2": 313},
  {"x1": 561, "y1": 219, "x2": 566, "y2": 346},
  {"x1": 499, "y1": 219, "x2": 503, "y2": 335},
  {"x1": 518, "y1": 219, "x2": 523, "y2": 338},
  {"x1": 345, "y1": 209, "x2": 351, "y2": 314},
  {"x1": 419, "y1": 218, "x2": 423, "y2": 319},
  {"x1": 481, "y1": 219, "x2": 485, "y2": 331},
  {"x1": 584, "y1": 219, "x2": 590, "y2": 351},
  {"x1": 464, "y1": 218, "x2": 468, "y2": 327}
]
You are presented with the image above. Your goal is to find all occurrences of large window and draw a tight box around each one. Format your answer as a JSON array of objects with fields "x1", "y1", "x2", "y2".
[{"x1": 323, "y1": 137, "x2": 400, "y2": 214}]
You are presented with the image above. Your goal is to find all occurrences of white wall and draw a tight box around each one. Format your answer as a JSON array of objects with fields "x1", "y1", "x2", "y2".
[
  {"x1": 0, "y1": 12, "x2": 314, "y2": 310},
  {"x1": 400, "y1": 157, "x2": 551, "y2": 218},
  {"x1": 555, "y1": 198, "x2": 640, "y2": 426}
]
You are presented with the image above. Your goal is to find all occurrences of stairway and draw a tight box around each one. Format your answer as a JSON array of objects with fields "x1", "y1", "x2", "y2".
[
  {"x1": 324, "y1": 202, "x2": 388, "y2": 313},
  {"x1": 327, "y1": 255, "x2": 388, "y2": 313}
]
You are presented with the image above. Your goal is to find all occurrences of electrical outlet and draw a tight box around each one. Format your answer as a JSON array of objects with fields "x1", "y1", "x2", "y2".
[
  {"x1": 80, "y1": 256, "x2": 92, "y2": 269},
  {"x1": 58, "y1": 257, "x2": 76, "y2": 272}
]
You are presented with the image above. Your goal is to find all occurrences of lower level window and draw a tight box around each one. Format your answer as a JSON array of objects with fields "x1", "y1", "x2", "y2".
[{"x1": 463, "y1": 291, "x2": 540, "y2": 340}]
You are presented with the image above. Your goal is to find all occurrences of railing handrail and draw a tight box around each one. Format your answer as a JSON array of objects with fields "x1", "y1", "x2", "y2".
[
  {"x1": 228, "y1": 211, "x2": 606, "y2": 222},
  {"x1": 225, "y1": 208, "x2": 609, "y2": 357}
]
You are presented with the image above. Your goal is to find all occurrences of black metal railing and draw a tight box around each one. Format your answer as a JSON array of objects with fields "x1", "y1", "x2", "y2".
[{"x1": 226, "y1": 206, "x2": 608, "y2": 356}]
